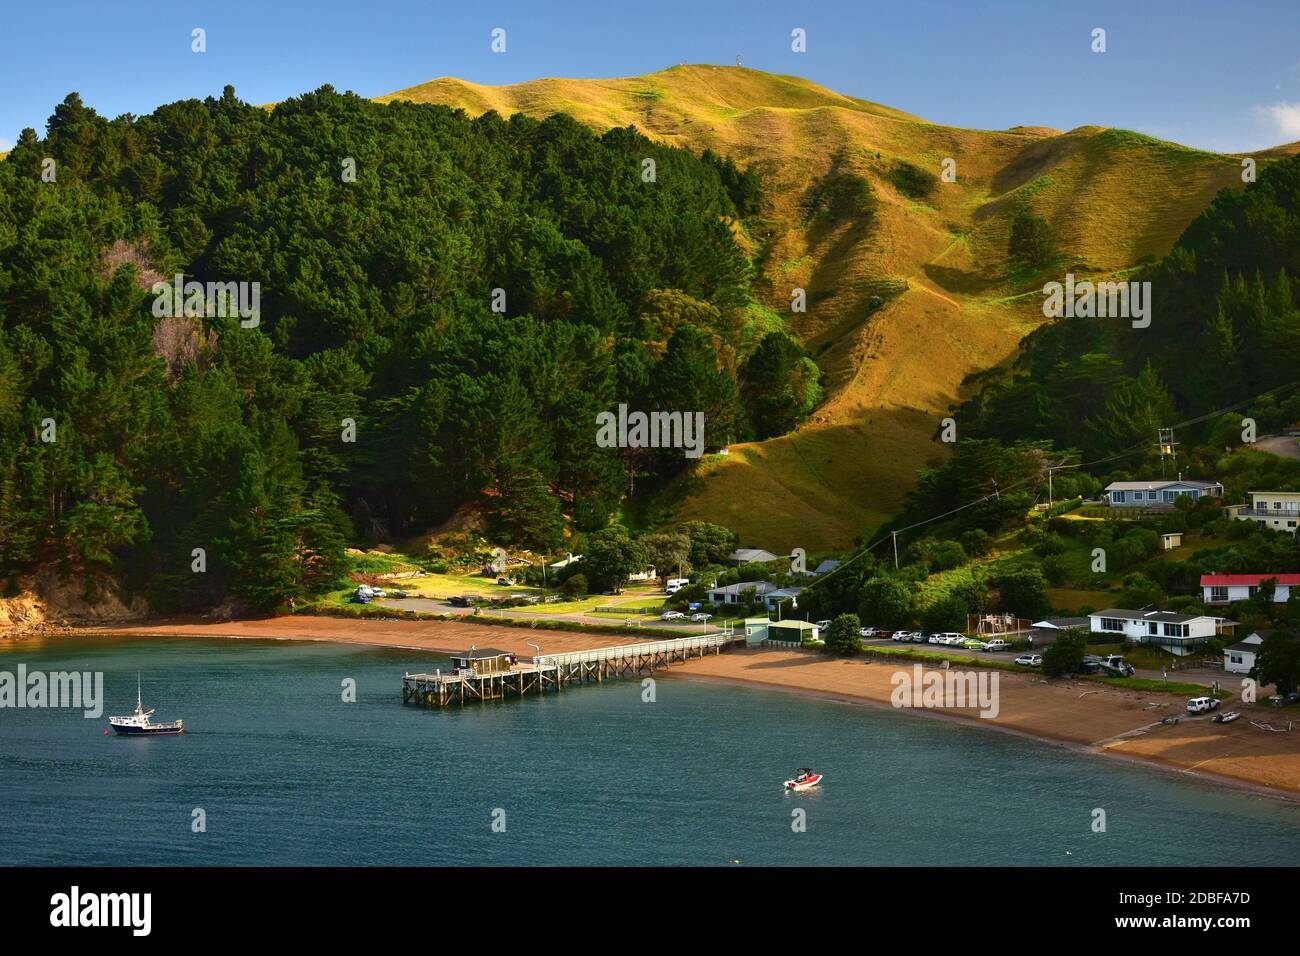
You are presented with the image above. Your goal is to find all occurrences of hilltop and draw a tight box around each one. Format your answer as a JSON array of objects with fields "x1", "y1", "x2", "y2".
[{"x1": 380, "y1": 65, "x2": 1268, "y2": 551}]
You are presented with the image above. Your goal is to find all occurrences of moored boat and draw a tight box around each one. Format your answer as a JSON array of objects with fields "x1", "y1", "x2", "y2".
[
  {"x1": 108, "y1": 675, "x2": 184, "y2": 736},
  {"x1": 1213, "y1": 711, "x2": 1241, "y2": 724}
]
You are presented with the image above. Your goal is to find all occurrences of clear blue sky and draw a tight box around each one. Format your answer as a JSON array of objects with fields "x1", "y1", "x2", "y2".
[{"x1": 4, "y1": 0, "x2": 1300, "y2": 154}]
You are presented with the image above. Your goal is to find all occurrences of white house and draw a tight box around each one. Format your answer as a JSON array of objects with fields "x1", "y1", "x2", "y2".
[
  {"x1": 1201, "y1": 573, "x2": 1298, "y2": 605},
  {"x1": 1230, "y1": 491, "x2": 1300, "y2": 534},
  {"x1": 707, "y1": 581, "x2": 777, "y2": 605},
  {"x1": 1103, "y1": 479, "x2": 1222, "y2": 509},
  {"x1": 627, "y1": 565, "x2": 657, "y2": 583},
  {"x1": 549, "y1": 552, "x2": 583, "y2": 569},
  {"x1": 1088, "y1": 608, "x2": 1229, "y2": 657},
  {"x1": 1224, "y1": 630, "x2": 1266, "y2": 674}
]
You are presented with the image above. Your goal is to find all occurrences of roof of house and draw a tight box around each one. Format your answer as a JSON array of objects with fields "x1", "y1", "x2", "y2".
[
  {"x1": 767, "y1": 619, "x2": 819, "y2": 630},
  {"x1": 453, "y1": 648, "x2": 514, "y2": 660},
  {"x1": 1104, "y1": 480, "x2": 1220, "y2": 492},
  {"x1": 1201, "y1": 573, "x2": 1300, "y2": 587},
  {"x1": 708, "y1": 580, "x2": 777, "y2": 596},
  {"x1": 729, "y1": 548, "x2": 780, "y2": 563},
  {"x1": 812, "y1": 559, "x2": 841, "y2": 574},
  {"x1": 1225, "y1": 640, "x2": 1263, "y2": 654},
  {"x1": 765, "y1": 587, "x2": 804, "y2": 599},
  {"x1": 1031, "y1": 617, "x2": 1089, "y2": 629},
  {"x1": 549, "y1": 553, "x2": 583, "y2": 568},
  {"x1": 1090, "y1": 608, "x2": 1215, "y2": 624}
]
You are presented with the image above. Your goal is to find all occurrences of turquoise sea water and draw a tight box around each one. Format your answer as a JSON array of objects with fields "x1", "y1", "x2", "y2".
[{"x1": 1, "y1": 635, "x2": 1298, "y2": 866}]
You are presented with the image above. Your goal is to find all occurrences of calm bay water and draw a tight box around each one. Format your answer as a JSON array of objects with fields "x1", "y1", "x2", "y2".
[{"x1": 1, "y1": 635, "x2": 1298, "y2": 866}]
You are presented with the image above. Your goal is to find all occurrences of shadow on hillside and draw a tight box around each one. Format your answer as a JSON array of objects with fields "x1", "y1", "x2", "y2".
[{"x1": 921, "y1": 262, "x2": 1002, "y2": 296}]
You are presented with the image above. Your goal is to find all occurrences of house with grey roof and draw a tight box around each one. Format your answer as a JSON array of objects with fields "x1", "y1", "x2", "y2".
[
  {"x1": 1087, "y1": 608, "x2": 1232, "y2": 656},
  {"x1": 727, "y1": 548, "x2": 780, "y2": 566},
  {"x1": 1103, "y1": 479, "x2": 1222, "y2": 509},
  {"x1": 707, "y1": 581, "x2": 778, "y2": 605}
]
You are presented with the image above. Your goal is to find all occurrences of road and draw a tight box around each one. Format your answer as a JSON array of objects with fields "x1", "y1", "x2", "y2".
[
  {"x1": 372, "y1": 592, "x2": 720, "y2": 634},
  {"x1": 1256, "y1": 434, "x2": 1300, "y2": 460},
  {"x1": 858, "y1": 635, "x2": 1225, "y2": 689}
]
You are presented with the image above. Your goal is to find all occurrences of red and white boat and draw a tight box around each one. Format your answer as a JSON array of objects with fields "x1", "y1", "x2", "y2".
[{"x1": 784, "y1": 768, "x2": 823, "y2": 791}]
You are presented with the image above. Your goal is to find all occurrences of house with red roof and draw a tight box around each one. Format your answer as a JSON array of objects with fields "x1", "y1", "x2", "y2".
[{"x1": 1201, "y1": 573, "x2": 1300, "y2": 605}]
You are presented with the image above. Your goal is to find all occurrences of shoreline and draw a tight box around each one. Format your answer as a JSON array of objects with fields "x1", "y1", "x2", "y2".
[
  {"x1": 665, "y1": 669, "x2": 1300, "y2": 806},
  {"x1": 13, "y1": 616, "x2": 1300, "y2": 803}
]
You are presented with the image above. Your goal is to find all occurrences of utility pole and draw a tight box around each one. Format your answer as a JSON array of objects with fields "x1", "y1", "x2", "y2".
[
  {"x1": 1047, "y1": 466, "x2": 1053, "y2": 512},
  {"x1": 891, "y1": 531, "x2": 899, "y2": 570},
  {"x1": 1157, "y1": 427, "x2": 1177, "y2": 479}
]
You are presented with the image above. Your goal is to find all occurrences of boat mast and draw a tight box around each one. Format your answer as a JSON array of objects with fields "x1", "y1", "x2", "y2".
[{"x1": 136, "y1": 672, "x2": 142, "y2": 713}]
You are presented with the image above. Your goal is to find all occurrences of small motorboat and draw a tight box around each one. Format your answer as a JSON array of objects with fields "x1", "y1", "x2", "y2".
[
  {"x1": 108, "y1": 674, "x2": 184, "y2": 736},
  {"x1": 1213, "y1": 711, "x2": 1241, "y2": 724},
  {"x1": 784, "y1": 768, "x2": 823, "y2": 791}
]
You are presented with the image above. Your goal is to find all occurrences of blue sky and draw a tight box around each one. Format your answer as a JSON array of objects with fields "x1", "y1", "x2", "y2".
[{"x1": 4, "y1": 0, "x2": 1300, "y2": 153}]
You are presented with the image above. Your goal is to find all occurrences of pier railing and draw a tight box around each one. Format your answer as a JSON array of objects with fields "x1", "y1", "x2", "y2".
[{"x1": 534, "y1": 632, "x2": 735, "y2": 668}]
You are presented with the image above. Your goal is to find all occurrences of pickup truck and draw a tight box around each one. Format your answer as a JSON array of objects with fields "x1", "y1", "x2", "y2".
[{"x1": 983, "y1": 639, "x2": 1010, "y2": 652}]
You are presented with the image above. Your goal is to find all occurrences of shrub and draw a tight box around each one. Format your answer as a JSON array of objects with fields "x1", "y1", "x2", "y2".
[{"x1": 561, "y1": 574, "x2": 588, "y2": 599}]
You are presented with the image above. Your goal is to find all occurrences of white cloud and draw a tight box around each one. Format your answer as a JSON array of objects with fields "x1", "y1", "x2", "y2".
[
  {"x1": 1256, "y1": 101, "x2": 1300, "y2": 140},
  {"x1": 0, "y1": 138, "x2": 11, "y2": 152}
]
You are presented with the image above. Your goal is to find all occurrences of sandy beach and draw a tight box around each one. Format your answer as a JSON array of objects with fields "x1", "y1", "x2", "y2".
[{"x1": 28, "y1": 615, "x2": 1300, "y2": 800}]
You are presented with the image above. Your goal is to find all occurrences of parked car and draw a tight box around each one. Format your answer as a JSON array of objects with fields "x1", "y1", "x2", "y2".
[
  {"x1": 1099, "y1": 654, "x2": 1135, "y2": 676},
  {"x1": 927, "y1": 634, "x2": 944, "y2": 644},
  {"x1": 910, "y1": 633, "x2": 929, "y2": 644},
  {"x1": 962, "y1": 639, "x2": 988, "y2": 651},
  {"x1": 690, "y1": 612, "x2": 712, "y2": 622},
  {"x1": 859, "y1": 626, "x2": 876, "y2": 638},
  {"x1": 660, "y1": 610, "x2": 685, "y2": 620},
  {"x1": 893, "y1": 631, "x2": 912, "y2": 642},
  {"x1": 874, "y1": 630, "x2": 894, "y2": 640},
  {"x1": 815, "y1": 620, "x2": 832, "y2": 630},
  {"x1": 983, "y1": 639, "x2": 1010, "y2": 652},
  {"x1": 1014, "y1": 654, "x2": 1042, "y2": 667},
  {"x1": 496, "y1": 577, "x2": 514, "y2": 586},
  {"x1": 1187, "y1": 696, "x2": 1221, "y2": 715}
]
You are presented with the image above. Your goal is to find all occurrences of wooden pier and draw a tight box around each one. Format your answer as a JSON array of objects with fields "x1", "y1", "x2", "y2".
[{"x1": 402, "y1": 632, "x2": 739, "y2": 708}]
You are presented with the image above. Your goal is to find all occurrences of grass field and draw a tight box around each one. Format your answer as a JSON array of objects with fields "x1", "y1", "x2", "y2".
[{"x1": 379, "y1": 65, "x2": 1269, "y2": 552}]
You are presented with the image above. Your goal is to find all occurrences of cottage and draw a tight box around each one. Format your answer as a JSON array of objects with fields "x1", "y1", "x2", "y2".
[
  {"x1": 1102, "y1": 479, "x2": 1222, "y2": 509},
  {"x1": 1230, "y1": 491, "x2": 1300, "y2": 533},
  {"x1": 727, "y1": 548, "x2": 780, "y2": 566},
  {"x1": 1224, "y1": 630, "x2": 1267, "y2": 674},
  {"x1": 449, "y1": 648, "x2": 516, "y2": 675},
  {"x1": 1087, "y1": 609, "x2": 1230, "y2": 656},
  {"x1": 766, "y1": 620, "x2": 820, "y2": 644},
  {"x1": 1161, "y1": 532, "x2": 1182, "y2": 551},
  {"x1": 706, "y1": 580, "x2": 778, "y2": 605},
  {"x1": 1201, "y1": 573, "x2": 1299, "y2": 605}
]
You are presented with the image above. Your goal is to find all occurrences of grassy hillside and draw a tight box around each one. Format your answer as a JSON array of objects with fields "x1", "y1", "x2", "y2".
[{"x1": 380, "y1": 65, "x2": 1265, "y2": 552}]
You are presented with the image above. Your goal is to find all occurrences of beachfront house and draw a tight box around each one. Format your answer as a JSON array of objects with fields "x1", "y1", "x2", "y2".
[
  {"x1": 627, "y1": 565, "x2": 657, "y2": 583},
  {"x1": 707, "y1": 581, "x2": 778, "y2": 605},
  {"x1": 1087, "y1": 608, "x2": 1230, "y2": 657},
  {"x1": 1201, "y1": 573, "x2": 1299, "y2": 605},
  {"x1": 450, "y1": 648, "x2": 516, "y2": 676},
  {"x1": 727, "y1": 548, "x2": 780, "y2": 566},
  {"x1": 1102, "y1": 479, "x2": 1223, "y2": 509},
  {"x1": 1224, "y1": 630, "x2": 1267, "y2": 674},
  {"x1": 1229, "y1": 491, "x2": 1300, "y2": 533}
]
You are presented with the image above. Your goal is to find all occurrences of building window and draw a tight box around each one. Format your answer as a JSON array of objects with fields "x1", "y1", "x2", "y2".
[
  {"x1": 1148, "y1": 622, "x2": 1159, "y2": 635},
  {"x1": 1112, "y1": 491, "x2": 1125, "y2": 503},
  {"x1": 1210, "y1": 586, "x2": 1228, "y2": 602},
  {"x1": 1100, "y1": 617, "x2": 1123, "y2": 631},
  {"x1": 1230, "y1": 653, "x2": 1243, "y2": 664}
]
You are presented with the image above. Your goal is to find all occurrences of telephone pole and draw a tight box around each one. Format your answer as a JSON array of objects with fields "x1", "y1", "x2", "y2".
[
  {"x1": 1157, "y1": 427, "x2": 1177, "y2": 478},
  {"x1": 891, "y1": 531, "x2": 899, "y2": 570}
]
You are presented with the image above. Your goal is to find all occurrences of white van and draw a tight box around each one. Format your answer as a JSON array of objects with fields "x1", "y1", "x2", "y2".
[{"x1": 665, "y1": 578, "x2": 690, "y2": 594}]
